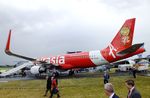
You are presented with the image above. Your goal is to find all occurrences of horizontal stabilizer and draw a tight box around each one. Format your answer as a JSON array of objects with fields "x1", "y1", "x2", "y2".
[{"x1": 117, "y1": 43, "x2": 144, "y2": 56}]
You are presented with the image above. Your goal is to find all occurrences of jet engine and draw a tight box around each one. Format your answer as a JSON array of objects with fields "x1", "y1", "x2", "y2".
[{"x1": 30, "y1": 66, "x2": 46, "y2": 74}]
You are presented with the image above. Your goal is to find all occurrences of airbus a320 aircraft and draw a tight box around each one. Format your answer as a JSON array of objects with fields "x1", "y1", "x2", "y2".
[{"x1": 5, "y1": 18, "x2": 145, "y2": 75}]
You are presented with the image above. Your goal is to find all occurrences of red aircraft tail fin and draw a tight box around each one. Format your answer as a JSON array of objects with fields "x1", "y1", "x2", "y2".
[
  {"x1": 101, "y1": 18, "x2": 145, "y2": 62},
  {"x1": 111, "y1": 18, "x2": 135, "y2": 52}
]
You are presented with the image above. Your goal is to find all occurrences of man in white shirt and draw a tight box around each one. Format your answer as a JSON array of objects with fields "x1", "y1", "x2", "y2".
[{"x1": 104, "y1": 83, "x2": 119, "y2": 98}]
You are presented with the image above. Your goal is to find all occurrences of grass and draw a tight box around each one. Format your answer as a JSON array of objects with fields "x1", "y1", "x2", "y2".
[
  {"x1": 0, "y1": 67, "x2": 12, "y2": 72},
  {"x1": 0, "y1": 76, "x2": 150, "y2": 98}
]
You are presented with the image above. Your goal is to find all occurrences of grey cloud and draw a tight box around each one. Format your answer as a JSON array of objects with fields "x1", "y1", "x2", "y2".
[
  {"x1": 101, "y1": 0, "x2": 148, "y2": 9},
  {"x1": 0, "y1": 0, "x2": 150, "y2": 65}
]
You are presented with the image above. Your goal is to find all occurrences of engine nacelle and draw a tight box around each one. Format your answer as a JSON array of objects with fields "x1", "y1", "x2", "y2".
[{"x1": 30, "y1": 66, "x2": 40, "y2": 74}]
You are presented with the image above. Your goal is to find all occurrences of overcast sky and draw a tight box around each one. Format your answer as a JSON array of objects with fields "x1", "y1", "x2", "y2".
[{"x1": 0, "y1": 0, "x2": 150, "y2": 65}]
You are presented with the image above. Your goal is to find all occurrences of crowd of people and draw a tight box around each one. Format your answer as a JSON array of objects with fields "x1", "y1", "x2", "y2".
[
  {"x1": 43, "y1": 71, "x2": 141, "y2": 98},
  {"x1": 103, "y1": 71, "x2": 141, "y2": 98},
  {"x1": 104, "y1": 79, "x2": 141, "y2": 98}
]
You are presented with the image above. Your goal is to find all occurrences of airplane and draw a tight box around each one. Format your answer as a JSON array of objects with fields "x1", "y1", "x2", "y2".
[{"x1": 4, "y1": 18, "x2": 145, "y2": 76}]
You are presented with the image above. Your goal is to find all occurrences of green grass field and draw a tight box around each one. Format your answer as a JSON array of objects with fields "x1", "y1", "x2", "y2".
[
  {"x1": 0, "y1": 76, "x2": 150, "y2": 98},
  {"x1": 0, "y1": 67, "x2": 12, "y2": 72}
]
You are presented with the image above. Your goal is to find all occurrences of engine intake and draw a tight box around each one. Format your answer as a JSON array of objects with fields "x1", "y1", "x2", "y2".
[{"x1": 30, "y1": 66, "x2": 45, "y2": 74}]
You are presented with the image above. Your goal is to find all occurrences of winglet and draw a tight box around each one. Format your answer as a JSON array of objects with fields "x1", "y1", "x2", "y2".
[{"x1": 5, "y1": 30, "x2": 12, "y2": 54}]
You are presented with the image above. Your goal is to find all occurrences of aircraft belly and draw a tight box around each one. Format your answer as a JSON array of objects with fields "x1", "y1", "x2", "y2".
[{"x1": 68, "y1": 59, "x2": 94, "y2": 68}]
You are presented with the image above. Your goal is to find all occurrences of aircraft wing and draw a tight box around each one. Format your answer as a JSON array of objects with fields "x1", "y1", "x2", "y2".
[
  {"x1": 5, "y1": 30, "x2": 36, "y2": 61},
  {"x1": 5, "y1": 49, "x2": 36, "y2": 61}
]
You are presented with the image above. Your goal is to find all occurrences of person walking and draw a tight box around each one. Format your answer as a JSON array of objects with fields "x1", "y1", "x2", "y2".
[
  {"x1": 49, "y1": 74, "x2": 60, "y2": 98},
  {"x1": 125, "y1": 79, "x2": 141, "y2": 98},
  {"x1": 43, "y1": 75, "x2": 52, "y2": 96},
  {"x1": 132, "y1": 67, "x2": 137, "y2": 78},
  {"x1": 103, "y1": 71, "x2": 110, "y2": 84},
  {"x1": 104, "y1": 83, "x2": 119, "y2": 98}
]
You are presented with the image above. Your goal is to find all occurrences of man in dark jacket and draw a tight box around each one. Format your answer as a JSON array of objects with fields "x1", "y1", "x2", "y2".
[
  {"x1": 43, "y1": 75, "x2": 52, "y2": 96},
  {"x1": 132, "y1": 67, "x2": 137, "y2": 78},
  {"x1": 125, "y1": 79, "x2": 141, "y2": 98},
  {"x1": 104, "y1": 83, "x2": 119, "y2": 98},
  {"x1": 103, "y1": 71, "x2": 110, "y2": 84}
]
